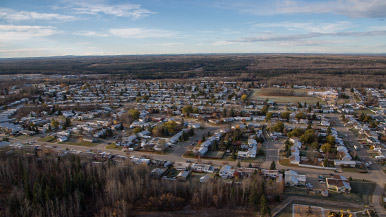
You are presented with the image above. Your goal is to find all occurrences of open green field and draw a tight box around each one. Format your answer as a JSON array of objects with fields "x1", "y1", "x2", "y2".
[
  {"x1": 241, "y1": 156, "x2": 265, "y2": 163},
  {"x1": 250, "y1": 88, "x2": 324, "y2": 104},
  {"x1": 105, "y1": 143, "x2": 123, "y2": 150},
  {"x1": 62, "y1": 141, "x2": 96, "y2": 147},
  {"x1": 38, "y1": 136, "x2": 56, "y2": 143},
  {"x1": 279, "y1": 158, "x2": 298, "y2": 167},
  {"x1": 354, "y1": 109, "x2": 373, "y2": 115},
  {"x1": 204, "y1": 151, "x2": 225, "y2": 159},
  {"x1": 60, "y1": 137, "x2": 97, "y2": 147}
]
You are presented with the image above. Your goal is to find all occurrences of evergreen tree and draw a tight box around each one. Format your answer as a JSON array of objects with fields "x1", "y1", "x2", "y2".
[
  {"x1": 260, "y1": 195, "x2": 271, "y2": 217},
  {"x1": 270, "y1": 161, "x2": 276, "y2": 170},
  {"x1": 248, "y1": 186, "x2": 259, "y2": 210}
]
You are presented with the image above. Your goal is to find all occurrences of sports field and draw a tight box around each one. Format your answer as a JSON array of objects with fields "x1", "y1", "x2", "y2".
[{"x1": 250, "y1": 88, "x2": 325, "y2": 104}]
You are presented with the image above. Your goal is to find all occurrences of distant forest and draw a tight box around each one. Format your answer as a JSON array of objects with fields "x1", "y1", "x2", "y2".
[{"x1": 1, "y1": 54, "x2": 386, "y2": 87}]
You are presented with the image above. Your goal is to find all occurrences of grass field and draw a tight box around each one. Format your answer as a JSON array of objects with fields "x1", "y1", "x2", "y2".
[
  {"x1": 62, "y1": 141, "x2": 96, "y2": 147},
  {"x1": 105, "y1": 143, "x2": 123, "y2": 150},
  {"x1": 250, "y1": 88, "x2": 324, "y2": 104},
  {"x1": 350, "y1": 180, "x2": 376, "y2": 204},
  {"x1": 241, "y1": 156, "x2": 265, "y2": 163},
  {"x1": 204, "y1": 151, "x2": 225, "y2": 159},
  {"x1": 38, "y1": 136, "x2": 56, "y2": 143},
  {"x1": 279, "y1": 158, "x2": 297, "y2": 167},
  {"x1": 15, "y1": 135, "x2": 32, "y2": 140},
  {"x1": 61, "y1": 137, "x2": 97, "y2": 147},
  {"x1": 354, "y1": 109, "x2": 373, "y2": 115}
]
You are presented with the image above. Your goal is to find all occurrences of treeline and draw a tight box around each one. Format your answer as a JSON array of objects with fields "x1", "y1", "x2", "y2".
[
  {"x1": 1, "y1": 54, "x2": 385, "y2": 75},
  {"x1": 0, "y1": 152, "x2": 283, "y2": 217},
  {"x1": 2, "y1": 54, "x2": 386, "y2": 87}
]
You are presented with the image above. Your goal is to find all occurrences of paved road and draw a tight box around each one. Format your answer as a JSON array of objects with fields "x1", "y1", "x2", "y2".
[
  {"x1": 265, "y1": 140, "x2": 282, "y2": 162},
  {"x1": 330, "y1": 114, "x2": 386, "y2": 216}
]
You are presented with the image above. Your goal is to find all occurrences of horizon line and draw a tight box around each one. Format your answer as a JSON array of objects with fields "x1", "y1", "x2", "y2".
[{"x1": 1, "y1": 52, "x2": 386, "y2": 60}]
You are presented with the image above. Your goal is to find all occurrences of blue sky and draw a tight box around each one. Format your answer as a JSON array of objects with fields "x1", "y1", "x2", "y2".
[{"x1": 1, "y1": 0, "x2": 386, "y2": 57}]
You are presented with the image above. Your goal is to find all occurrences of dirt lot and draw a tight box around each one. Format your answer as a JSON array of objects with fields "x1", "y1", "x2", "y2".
[{"x1": 293, "y1": 204, "x2": 323, "y2": 217}]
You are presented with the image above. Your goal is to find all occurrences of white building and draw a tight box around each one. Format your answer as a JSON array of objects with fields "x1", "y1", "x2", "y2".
[{"x1": 285, "y1": 170, "x2": 306, "y2": 186}]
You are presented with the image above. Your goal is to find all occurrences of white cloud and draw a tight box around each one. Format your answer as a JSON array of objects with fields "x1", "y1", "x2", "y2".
[
  {"x1": 69, "y1": 1, "x2": 154, "y2": 19},
  {"x1": 212, "y1": 41, "x2": 239, "y2": 46},
  {"x1": 73, "y1": 28, "x2": 176, "y2": 39},
  {"x1": 0, "y1": 8, "x2": 76, "y2": 21},
  {"x1": 157, "y1": 43, "x2": 183, "y2": 47},
  {"x1": 227, "y1": 29, "x2": 386, "y2": 44},
  {"x1": 253, "y1": 21, "x2": 352, "y2": 33},
  {"x1": 0, "y1": 25, "x2": 58, "y2": 41},
  {"x1": 368, "y1": 25, "x2": 386, "y2": 31},
  {"x1": 217, "y1": 0, "x2": 386, "y2": 18},
  {"x1": 74, "y1": 31, "x2": 109, "y2": 37},
  {"x1": 109, "y1": 28, "x2": 175, "y2": 38},
  {"x1": 0, "y1": 48, "x2": 51, "y2": 54}
]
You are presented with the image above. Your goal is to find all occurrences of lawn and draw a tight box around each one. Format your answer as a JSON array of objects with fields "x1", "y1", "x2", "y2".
[
  {"x1": 38, "y1": 136, "x2": 56, "y2": 143},
  {"x1": 241, "y1": 156, "x2": 265, "y2": 163},
  {"x1": 183, "y1": 150, "x2": 196, "y2": 158},
  {"x1": 250, "y1": 89, "x2": 324, "y2": 104},
  {"x1": 279, "y1": 158, "x2": 297, "y2": 167},
  {"x1": 136, "y1": 149, "x2": 169, "y2": 155},
  {"x1": 204, "y1": 151, "x2": 225, "y2": 159},
  {"x1": 62, "y1": 140, "x2": 97, "y2": 147},
  {"x1": 15, "y1": 135, "x2": 32, "y2": 140},
  {"x1": 105, "y1": 143, "x2": 123, "y2": 150},
  {"x1": 350, "y1": 180, "x2": 376, "y2": 204},
  {"x1": 354, "y1": 109, "x2": 373, "y2": 115}
]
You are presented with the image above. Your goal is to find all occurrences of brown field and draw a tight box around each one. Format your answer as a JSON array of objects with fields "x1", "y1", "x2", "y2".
[
  {"x1": 250, "y1": 88, "x2": 324, "y2": 104},
  {"x1": 293, "y1": 204, "x2": 323, "y2": 217}
]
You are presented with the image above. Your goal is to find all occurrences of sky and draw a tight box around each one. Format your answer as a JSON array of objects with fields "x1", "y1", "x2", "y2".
[{"x1": 1, "y1": 0, "x2": 386, "y2": 58}]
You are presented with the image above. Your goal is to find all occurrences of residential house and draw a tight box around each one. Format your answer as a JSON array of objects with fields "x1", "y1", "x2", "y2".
[
  {"x1": 58, "y1": 136, "x2": 68, "y2": 142},
  {"x1": 326, "y1": 175, "x2": 351, "y2": 193},
  {"x1": 176, "y1": 170, "x2": 191, "y2": 181},
  {"x1": 191, "y1": 163, "x2": 215, "y2": 173},
  {"x1": 219, "y1": 165, "x2": 234, "y2": 179},
  {"x1": 285, "y1": 170, "x2": 306, "y2": 186}
]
